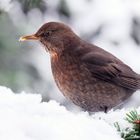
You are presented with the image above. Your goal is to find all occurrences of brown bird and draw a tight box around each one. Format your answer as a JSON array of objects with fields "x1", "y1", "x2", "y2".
[{"x1": 19, "y1": 22, "x2": 140, "y2": 112}]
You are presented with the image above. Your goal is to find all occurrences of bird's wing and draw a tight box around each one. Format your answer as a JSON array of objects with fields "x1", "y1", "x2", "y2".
[{"x1": 80, "y1": 46, "x2": 140, "y2": 90}]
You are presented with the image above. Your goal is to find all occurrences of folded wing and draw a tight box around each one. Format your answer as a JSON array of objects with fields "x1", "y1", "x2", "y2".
[{"x1": 79, "y1": 45, "x2": 140, "y2": 90}]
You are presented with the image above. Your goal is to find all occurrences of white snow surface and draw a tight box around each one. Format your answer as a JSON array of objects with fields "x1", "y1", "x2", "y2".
[{"x1": 1, "y1": 86, "x2": 140, "y2": 140}]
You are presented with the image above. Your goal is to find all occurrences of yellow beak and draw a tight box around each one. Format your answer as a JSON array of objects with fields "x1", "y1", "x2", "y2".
[{"x1": 19, "y1": 34, "x2": 39, "y2": 41}]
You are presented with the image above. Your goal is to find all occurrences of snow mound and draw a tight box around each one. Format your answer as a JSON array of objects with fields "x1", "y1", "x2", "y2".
[{"x1": 0, "y1": 86, "x2": 140, "y2": 140}]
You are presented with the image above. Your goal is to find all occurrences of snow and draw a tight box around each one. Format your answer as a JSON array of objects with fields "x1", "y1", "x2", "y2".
[
  {"x1": 0, "y1": 86, "x2": 140, "y2": 140},
  {"x1": 0, "y1": 0, "x2": 12, "y2": 12},
  {"x1": 0, "y1": 1, "x2": 140, "y2": 139}
]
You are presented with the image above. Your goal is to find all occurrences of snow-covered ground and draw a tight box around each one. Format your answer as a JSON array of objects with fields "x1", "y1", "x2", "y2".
[{"x1": 0, "y1": 86, "x2": 140, "y2": 140}]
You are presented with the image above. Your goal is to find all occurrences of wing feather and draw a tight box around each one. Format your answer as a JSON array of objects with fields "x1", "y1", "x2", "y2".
[{"x1": 77, "y1": 44, "x2": 140, "y2": 90}]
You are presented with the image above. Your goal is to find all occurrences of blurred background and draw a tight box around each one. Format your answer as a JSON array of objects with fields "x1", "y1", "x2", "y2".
[{"x1": 0, "y1": 0, "x2": 140, "y2": 109}]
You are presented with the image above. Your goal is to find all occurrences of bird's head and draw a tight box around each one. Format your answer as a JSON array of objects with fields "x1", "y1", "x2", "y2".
[{"x1": 20, "y1": 22, "x2": 78, "y2": 54}]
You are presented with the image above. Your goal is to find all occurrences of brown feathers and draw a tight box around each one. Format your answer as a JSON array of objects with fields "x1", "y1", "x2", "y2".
[{"x1": 20, "y1": 22, "x2": 140, "y2": 112}]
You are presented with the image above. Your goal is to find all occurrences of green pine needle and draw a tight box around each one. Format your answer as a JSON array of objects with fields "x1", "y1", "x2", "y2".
[{"x1": 114, "y1": 110, "x2": 140, "y2": 140}]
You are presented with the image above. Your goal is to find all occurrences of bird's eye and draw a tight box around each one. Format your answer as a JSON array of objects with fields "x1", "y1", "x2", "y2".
[{"x1": 43, "y1": 30, "x2": 52, "y2": 37}]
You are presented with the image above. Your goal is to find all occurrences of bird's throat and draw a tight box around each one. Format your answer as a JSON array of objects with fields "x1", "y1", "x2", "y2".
[{"x1": 50, "y1": 52, "x2": 59, "y2": 60}]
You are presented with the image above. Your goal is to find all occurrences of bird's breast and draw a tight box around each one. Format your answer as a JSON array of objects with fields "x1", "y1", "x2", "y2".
[{"x1": 50, "y1": 53, "x2": 93, "y2": 98}]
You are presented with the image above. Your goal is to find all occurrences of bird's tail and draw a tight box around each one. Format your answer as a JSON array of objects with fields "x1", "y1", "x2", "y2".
[
  {"x1": 139, "y1": 81, "x2": 140, "y2": 89},
  {"x1": 138, "y1": 75, "x2": 140, "y2": 89}
]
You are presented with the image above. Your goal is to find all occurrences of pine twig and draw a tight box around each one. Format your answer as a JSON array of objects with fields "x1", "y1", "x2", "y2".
[{"x1": 114, "y1": 110, "x2": 140, "y2": 140}]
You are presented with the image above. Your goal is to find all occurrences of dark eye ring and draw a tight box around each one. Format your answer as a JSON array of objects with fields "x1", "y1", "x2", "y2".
[{"x1": 44, "y1": 30, "x2": 52, "y2": 37}]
